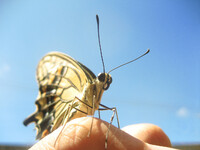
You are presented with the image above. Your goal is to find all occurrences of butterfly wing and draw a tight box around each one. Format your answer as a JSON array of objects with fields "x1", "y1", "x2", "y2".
[{"x1": 23, "y1": 52, "x2": 96, "y2": 139}]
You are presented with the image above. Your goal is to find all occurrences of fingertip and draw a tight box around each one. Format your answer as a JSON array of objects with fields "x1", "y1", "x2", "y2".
[{"x1": 122, "y1": 123, "x2": 172, "y2": 147}]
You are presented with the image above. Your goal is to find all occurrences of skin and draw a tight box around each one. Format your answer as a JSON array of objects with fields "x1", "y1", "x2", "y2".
[{"x1": 30, "y1": 117, "x2": 178, "y2": 150}]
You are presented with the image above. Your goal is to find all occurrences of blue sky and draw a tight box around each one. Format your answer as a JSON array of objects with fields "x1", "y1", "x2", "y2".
[{"x1": 0, "y1": 0, "x2": 199, "y2": 146}]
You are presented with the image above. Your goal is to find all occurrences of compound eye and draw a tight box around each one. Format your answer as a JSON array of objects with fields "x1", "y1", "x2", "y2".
[{"x1": 98, "y1": 73, "x2": 105, "y2": 82}]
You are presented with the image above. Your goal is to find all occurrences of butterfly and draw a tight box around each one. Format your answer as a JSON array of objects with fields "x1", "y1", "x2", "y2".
[
  {"x1": 23, "y1": 15, "x2": 150, "y2": 148},
  {"x1": 23, "y1": 50, "x2": 118, "y2": 139}
]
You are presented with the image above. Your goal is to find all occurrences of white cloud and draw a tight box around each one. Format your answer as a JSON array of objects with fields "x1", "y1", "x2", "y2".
[
  {"x1": 176, "y1": 107, "x2": 189, "y2": 118},
  {"x1": 0, "y1": 63, "x2": 11, "y2": 77}
]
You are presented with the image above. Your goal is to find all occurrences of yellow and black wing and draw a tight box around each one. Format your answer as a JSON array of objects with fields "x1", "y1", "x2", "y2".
[{"x1": 23, "y1": 52, "x2": 96, "y2": 139}]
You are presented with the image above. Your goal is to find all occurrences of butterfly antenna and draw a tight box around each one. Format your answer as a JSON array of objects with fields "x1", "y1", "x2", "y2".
[
  {"x1": 108, "y1": 49, "x2": 150, "y2": 74},
  {"x1": 96, "y1": 14, "x2": 105, "y2": 73}
]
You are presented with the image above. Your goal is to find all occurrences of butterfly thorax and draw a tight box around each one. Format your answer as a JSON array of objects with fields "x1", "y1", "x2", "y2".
[{"x1": 80, "y1": 73, "x2": 112, "y2": 116}]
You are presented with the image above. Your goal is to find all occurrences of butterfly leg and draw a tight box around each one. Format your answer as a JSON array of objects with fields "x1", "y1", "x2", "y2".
[
  {"x1": 54, "y1": 100, "x2": 76, "y2": 147},
  {"x1": 61, "y1": 96, "x2": 93, "y2": 121},
  {"x1": 98, "y1": 104, "x2": 120, "y2": 149},
  {"x1": 55, "y1": 97, "x2": 93, "y2": 148},
  {"x1": 98, "y1": 110, "x2": 101, "y2": 119},
  {"x1": 98, "y1": 104, "x2": 120, "y2": 128},
  {"x1": 64, "y1": 96, "x2": 96, "y2": 138},
  {"x1": 72, "y1": 96, "x2": 96, "y2": 138},
  {"x1": 87, "y1": 95, "x2": 95, "y2": 137}
]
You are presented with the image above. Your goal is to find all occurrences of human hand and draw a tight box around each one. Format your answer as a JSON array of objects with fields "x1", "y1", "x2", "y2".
[{"x1": 30, "y1": 117, "x2": 178, "y2": 150}]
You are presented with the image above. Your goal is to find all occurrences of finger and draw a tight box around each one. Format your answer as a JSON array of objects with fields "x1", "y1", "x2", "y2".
[
  {"x1": 122, "y1": 124, "x2": 172, "y2": 147},
  {"x1": 30, "y1": 117, "x2": 176, "y2": 150},
  {"x1": 30, "y1": 117, "x2": 146, "y2": 150}
]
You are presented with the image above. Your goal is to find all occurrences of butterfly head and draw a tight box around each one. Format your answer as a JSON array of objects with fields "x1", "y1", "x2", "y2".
[{"x1": 97, "y1": 73, "x2": 112, "y2": 90}]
